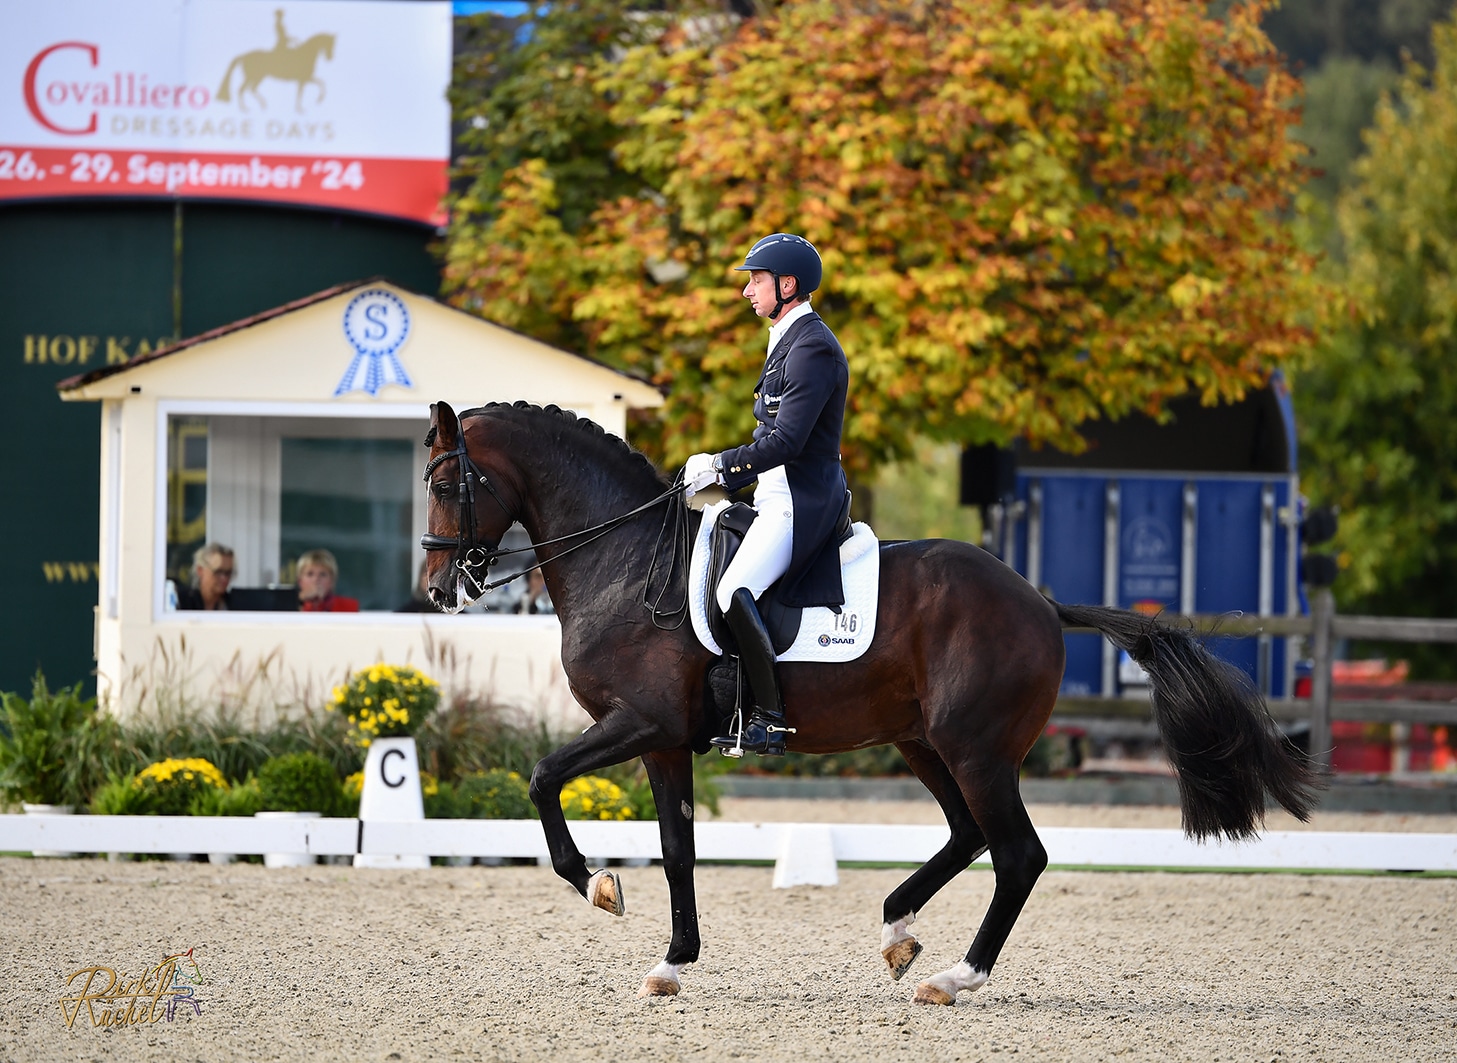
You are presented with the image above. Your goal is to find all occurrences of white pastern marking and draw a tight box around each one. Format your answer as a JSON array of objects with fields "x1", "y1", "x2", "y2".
[
  {"x1": 645, "y1": 960, "x2": 683, "y2": 984},
  {"x1": 923, "y1": 960, "x2": 988, "y2": 999},
  {"x1": 880, "y1": 911, "x2": 917, "y2": 950}
]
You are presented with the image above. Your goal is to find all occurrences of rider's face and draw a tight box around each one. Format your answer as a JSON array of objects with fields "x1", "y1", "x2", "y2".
[{"x1": 742, "y1": 270, "x2": 797, "y2": 318}]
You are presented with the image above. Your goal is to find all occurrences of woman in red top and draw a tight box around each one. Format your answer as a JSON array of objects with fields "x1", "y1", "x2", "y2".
[{"x1": 296, "y1": 549, "x2": 360, "y2": 612}]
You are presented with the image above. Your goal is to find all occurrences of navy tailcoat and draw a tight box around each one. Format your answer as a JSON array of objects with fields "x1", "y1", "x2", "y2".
[{"x1": 717, "y1": 311, "x2": 850, "y2": 609}]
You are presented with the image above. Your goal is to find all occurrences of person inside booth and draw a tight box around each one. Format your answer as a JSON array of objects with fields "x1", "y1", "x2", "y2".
[
  {"x1": 296, "y1": 549, "x2": 359, "y2": 613},
  {"x1": 174, "y1": 542, "x2": 236, "y2": 610}
]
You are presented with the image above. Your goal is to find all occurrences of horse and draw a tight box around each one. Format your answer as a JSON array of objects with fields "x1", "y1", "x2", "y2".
[
  {"x1": 216, "y1": 34, "x2": 335, "y2": 114},
  {"x1": 419, "y1": 400, "x2": 1320, "y2": 1005}
]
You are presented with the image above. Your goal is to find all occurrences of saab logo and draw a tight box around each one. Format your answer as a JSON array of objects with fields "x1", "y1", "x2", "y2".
[
  {"x1": 819, "y1": 634, "x2": 856, "y2": 647},
  {"x1": 818, "y1": 634, "x2": 831, "y2": 647},
  {"x1": 216, "y1": 10, "x2": 335, "y2": 114}
]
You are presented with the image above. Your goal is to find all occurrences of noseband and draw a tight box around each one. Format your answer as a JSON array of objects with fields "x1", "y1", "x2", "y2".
[{"x1": 419, "y1": 435, "x2": 514, "y2": 599}]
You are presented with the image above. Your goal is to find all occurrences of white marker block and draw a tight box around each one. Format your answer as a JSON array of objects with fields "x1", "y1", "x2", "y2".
[
  {"x1": 355, "y1": 736, "x2": 430, "y2": 869},
  {"x1": 772, "y1": 823, "x2": 838, "y2": 888}
]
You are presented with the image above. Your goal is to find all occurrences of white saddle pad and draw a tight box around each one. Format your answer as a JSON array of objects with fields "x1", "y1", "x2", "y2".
[{"x1": 689, "y1": 500, "x2": 880, "y2": 663}]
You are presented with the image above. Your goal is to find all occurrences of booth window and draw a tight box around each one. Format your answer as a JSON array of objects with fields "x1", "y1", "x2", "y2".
[{"x1": 164, "y1": 414, "x2": 427, "y2": 611}]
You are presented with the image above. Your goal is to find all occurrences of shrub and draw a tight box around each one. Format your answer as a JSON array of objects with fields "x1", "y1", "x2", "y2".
[
  {"x1": 90, "y1": 758, "x2": 230, "y2": 816},
  {"x1": 328, "y1": 664, "x2": 440, "y2": 748},
  {"x1": 560, "y1": 775, "x2": 634, "y2": 821},
  {"x1": 189, "y1": 778, "x2": 264, "y2": 817},
  {"x1": 0, "y1": 672, "x2": 118, "y2": 807},
  {"x1": 256, "y1": 752, "x2": 343, "y2": 814},
  {"x1": 443, "y1": 770, "x2": 534, "y2": 819},
  {"x1": 90, "y1": 774, "x2": 157, "y2": 816}
]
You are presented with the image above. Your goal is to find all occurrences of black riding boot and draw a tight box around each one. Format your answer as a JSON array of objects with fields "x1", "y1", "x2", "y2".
[{"x1": 711, "y1": 588, "x2": 792, "y2": 757}]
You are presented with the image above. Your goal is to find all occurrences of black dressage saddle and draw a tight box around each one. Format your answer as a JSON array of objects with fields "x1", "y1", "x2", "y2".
[{"x1": 705, "y1": 493, "x2": 853, "y2": 656}]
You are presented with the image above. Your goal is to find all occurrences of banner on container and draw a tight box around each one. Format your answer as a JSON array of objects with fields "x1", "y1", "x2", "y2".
[{"x1": 0, "y1": 0, "x2": 451, "y2": 225}]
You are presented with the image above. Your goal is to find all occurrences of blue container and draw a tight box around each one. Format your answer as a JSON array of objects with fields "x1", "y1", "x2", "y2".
[{"x1": 998, "y1": 376, "x2": 1303, "y2": 698}]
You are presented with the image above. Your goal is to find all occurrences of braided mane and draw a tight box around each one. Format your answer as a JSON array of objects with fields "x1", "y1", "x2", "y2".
[{"x1": 459, "y1": 400, "x2": 668, "y2": 489}]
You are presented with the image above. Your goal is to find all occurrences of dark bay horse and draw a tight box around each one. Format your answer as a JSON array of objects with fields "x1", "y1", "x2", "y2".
[{"x1": 420, "y1": 400, "x2": 1319, "y2": 1005}]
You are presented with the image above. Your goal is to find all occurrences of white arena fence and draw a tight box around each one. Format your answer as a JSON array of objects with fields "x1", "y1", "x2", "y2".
[{"x1": 3, "y1": 815, "x2": 1455, "y2": 880}]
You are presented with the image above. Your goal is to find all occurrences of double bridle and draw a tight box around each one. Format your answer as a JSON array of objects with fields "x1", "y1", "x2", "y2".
[{"x1": 418, "y1": 432, "x2": 693, "y2": 626}]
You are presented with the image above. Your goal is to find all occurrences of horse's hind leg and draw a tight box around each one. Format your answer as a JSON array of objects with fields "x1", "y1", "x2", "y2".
[
  {"x1": 914, "y1": 764, "x2": 1047, "y2": 1005},
  {"x1": 636, "y1": 748, "x2": 700, "y2": 998},
  {"x1": 879, "y1": 740, "x2": 988, "y2": 981}
]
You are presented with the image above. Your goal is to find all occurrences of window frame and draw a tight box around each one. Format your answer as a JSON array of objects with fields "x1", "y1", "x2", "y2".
[{"x1": 153, "y1": 399, "x2": 438, "y2": 623}]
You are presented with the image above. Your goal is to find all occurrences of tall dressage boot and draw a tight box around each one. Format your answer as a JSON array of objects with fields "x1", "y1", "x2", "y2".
[{"x1": 710, "y1": 588, "x2": 794, "y2": 757}]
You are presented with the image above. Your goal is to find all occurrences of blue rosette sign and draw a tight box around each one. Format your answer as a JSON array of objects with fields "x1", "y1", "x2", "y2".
[{"x1": 336, "y1": 288, "x2": 413, "y2": 397}]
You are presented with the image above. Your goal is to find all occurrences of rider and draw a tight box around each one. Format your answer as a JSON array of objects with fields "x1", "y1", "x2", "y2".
[
  {"x1": 273, "y1": 9, "x2": 296, "y2": 52},
  {"x1": 684, "y1": 233, "x2": 851, "y2": 756}
]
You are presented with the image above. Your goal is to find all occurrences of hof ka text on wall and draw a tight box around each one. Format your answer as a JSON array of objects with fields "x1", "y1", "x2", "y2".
[{"x1": 22, "y1": 333, "x2": 172, "y2": 366}]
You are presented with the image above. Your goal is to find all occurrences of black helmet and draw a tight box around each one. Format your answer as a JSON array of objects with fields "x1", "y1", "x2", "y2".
[{"x1": 734, "y1": 233, "x2": 822, "y2": 295}]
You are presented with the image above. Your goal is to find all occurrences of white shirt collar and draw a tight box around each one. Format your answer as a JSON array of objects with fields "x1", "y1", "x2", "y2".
[{"x1": 766, "y1": 300, "x2": 813, "y2": 353}]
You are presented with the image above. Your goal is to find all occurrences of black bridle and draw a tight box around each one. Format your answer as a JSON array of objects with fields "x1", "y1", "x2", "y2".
[
  {"x1": 419, "y1": 432, "x2": 692, "y2": 624},
  {"x1": 419, "y1": 433, "x2": 516, "y2": 600}
]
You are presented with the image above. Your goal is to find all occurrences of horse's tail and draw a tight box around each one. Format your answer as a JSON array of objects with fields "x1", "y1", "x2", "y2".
[
  {"x1": 216, "y1": 55, "x2": 242, "y2": 102},
  {"x1": 1053, "y1": 601, "x2": 1323, "y2": 841}
]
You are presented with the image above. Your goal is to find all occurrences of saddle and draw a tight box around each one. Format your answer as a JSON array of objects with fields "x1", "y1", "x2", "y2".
[{"x1": 705, "y1": 492, "x2": 854, "y2": 656}]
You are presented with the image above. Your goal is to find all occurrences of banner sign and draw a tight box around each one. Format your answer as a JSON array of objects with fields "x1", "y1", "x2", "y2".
[{"x1": 0, "y1": 1, "x2": 452, "y2": 225}]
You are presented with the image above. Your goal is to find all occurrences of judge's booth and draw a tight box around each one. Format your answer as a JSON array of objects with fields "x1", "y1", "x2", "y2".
[{"x1": 58, "y1": 281, "x2": 663, "y2": 727}]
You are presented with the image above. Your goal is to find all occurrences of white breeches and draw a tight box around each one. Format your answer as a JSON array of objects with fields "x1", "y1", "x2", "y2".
[{"x1": 715, "y1": 467, "x2": 794, "y2": 613}]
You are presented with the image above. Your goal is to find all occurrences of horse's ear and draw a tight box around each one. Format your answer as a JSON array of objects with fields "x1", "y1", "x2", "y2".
[{"x1": 429, "y1": 401, "x2": 459, "y2": 450}]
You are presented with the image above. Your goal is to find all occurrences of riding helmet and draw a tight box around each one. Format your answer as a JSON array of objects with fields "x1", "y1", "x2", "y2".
[{"x1": 734, "y1": 233, "x2": 822, "y2": 295}]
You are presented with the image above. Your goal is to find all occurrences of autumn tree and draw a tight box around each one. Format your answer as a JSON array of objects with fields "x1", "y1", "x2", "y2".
[
  {"x1": 444, "y1": 0, "x2": 1318, "y2": 473},
  {"x1": 1296, "y1": 14, "x2": 1457, "y2": 649}
]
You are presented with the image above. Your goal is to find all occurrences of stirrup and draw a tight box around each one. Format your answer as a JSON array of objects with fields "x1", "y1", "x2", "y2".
[{"x1": 711, "y1": 711, "x2": 796, "y2": 758}]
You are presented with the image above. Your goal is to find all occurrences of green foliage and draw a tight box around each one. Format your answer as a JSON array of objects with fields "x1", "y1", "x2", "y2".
[
  {"x1": 1294, "y1": 56, "x2": 1400, "y2": 206},
  {"x1": 429, "y1": 770, "x2": 535, "y2": 820},
  {"x1": 256, "y1": 752, "x2": 344, "y2": 814},
  {"x1": 869, "y1": 441, "x2": 983, "y2": 542},
  {"x1": 444, "y1": 0, "x2": 1318, "y2": 472},
  {"x1": 189, "y1": 778, "x2": 264, "y2": 817},
  {"x1": 446, "y1": 0, "x2": 684, "y2": 349},
  {"x1": 0, "y1": 673, "x2": 118, "y2": 807},
  {"x1": 415, "y1": 693, "x2": 562, "y2": 780},
  {"x1": 1297, "y1": 14, "x2": 1457, "y2": 674},
  {"x1": 93, "y1": 758, "x2": 232, "y2": 816},
  {"x1": 559, "y1": 775, "x2": 635, "y2": 821},
  {"x1": 90, "y1": 774, "x2": 156, "y2": 816}
]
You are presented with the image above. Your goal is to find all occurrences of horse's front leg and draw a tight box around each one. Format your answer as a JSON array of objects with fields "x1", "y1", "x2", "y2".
[
  {"x1": 637, "y1": 748, "x2": 699, "y2": 998},
  {"x1": 528, "y1": 708, "x2": 665, "y2": 914}
]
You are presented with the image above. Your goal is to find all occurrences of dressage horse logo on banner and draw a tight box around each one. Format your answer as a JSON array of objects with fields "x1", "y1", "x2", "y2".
[{"x1": 336, "y1": 288, "x2": 413, "y2": 397}]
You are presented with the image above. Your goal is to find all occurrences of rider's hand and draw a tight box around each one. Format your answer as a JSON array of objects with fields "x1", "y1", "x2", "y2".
[{"x1": 683, "y1": 452, "x2": 721, "y2": 498}]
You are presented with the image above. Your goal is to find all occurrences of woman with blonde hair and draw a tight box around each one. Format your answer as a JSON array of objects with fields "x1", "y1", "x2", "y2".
[{"x1": 296, "y1": 548, "x2": 359, "y2": 612}]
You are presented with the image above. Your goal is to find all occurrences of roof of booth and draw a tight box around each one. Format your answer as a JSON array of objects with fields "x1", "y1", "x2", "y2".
[{"x1": 55, "y1": 278, "x2": 663, "y2": 407}]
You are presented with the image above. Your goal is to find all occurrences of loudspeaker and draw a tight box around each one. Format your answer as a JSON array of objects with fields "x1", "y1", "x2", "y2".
[{"x1": 960, "y1": 444, "x2": 1016, "y2": 506}]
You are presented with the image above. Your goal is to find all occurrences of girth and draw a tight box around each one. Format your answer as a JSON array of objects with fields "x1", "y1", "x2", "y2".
[{"x1": 705, "y1": 493, "x2": 853, "y2": 656}]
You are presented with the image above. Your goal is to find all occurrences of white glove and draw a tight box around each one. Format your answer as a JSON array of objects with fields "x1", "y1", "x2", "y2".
[{"x1": 683, "y1": 452, "x2": 721, "y2": 498}]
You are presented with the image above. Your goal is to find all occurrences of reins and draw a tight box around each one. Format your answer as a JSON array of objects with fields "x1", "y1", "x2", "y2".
[{"x1": 420, "y1": 429, "x2": 693, "y2": 625}]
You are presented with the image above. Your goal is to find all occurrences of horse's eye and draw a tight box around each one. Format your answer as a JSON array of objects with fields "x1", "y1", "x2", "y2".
[{"x1": 433, "y1": 481, "x2": 456, "y2": 499}]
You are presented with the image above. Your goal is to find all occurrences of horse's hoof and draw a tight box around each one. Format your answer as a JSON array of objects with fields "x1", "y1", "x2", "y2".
[
  {"x1": 912, "y1": 982, "x2": 956, "y2": 1006},
  {"x1": 882, "y1": 937, "x2": 923, "y2": 981},
  {"x1": 638, "y1": 976, "x2": 680, "y2": 998},
  {"x1": 587, "y1": 869, "x2": 625, "y2": 917}
]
